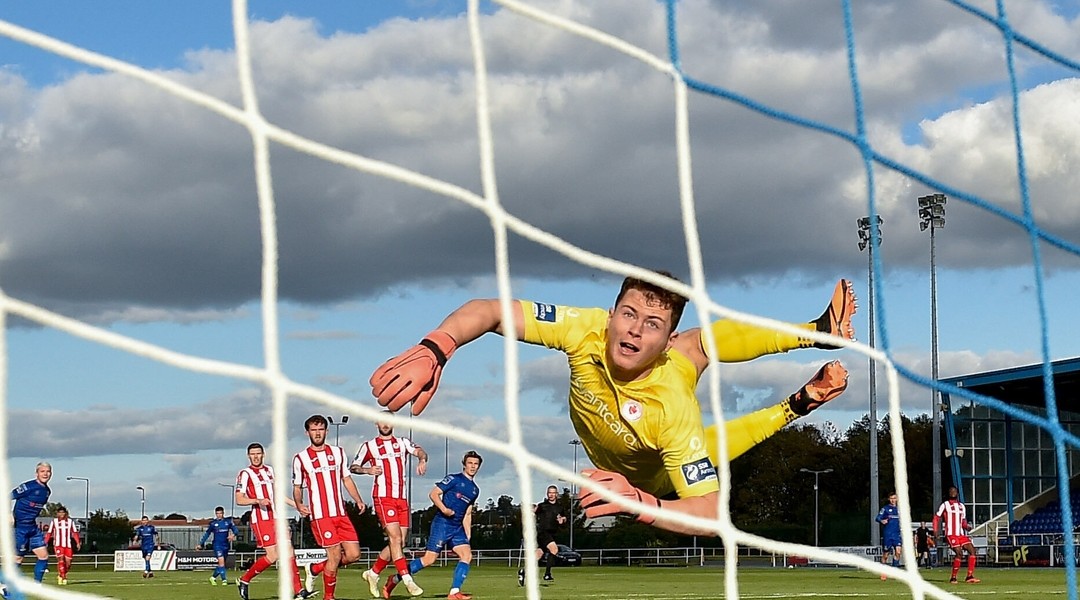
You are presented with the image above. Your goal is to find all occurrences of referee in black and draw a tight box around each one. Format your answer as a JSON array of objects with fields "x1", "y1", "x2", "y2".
[{"x1": 519, "y1": 485, "x2": 567, "y2": 586}]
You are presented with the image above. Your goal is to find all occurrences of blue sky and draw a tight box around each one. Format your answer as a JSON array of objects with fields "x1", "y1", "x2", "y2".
[{"x1": 1, "y1": 1, "x2": 1079, "y2": 520}]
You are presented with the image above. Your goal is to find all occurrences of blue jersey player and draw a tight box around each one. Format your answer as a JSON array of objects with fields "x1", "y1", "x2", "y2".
[
  {"x1": 385, "y1": 451, "x2": 482, "y2": 600},
  {"x1": 197, "y1": 506, "x2": 238, "y2": 585},
  {"x1": 875, "y1": 492, "x2": 902, "y2": 579},
  {"x1": 11, "y1": 462, "x2": 52, "y2": 582},
  {"x1": 133, "y1": 516, "x2": 160, "y2": 578}
]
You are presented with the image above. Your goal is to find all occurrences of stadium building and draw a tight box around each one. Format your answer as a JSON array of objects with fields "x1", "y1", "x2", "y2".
[{"x1": 940, "y1": 356, "x2": 1080, "y2": 564}]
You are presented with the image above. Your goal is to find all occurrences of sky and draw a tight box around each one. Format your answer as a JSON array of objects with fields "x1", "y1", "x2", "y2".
[{"x1": 1, "y1": 0, "x2": 1079, "y2": 521}]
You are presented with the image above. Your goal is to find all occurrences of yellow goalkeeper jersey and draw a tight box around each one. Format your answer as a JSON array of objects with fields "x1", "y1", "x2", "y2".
[{"x1": 520, "y1": 301, "x2": 718, "y2": 499}]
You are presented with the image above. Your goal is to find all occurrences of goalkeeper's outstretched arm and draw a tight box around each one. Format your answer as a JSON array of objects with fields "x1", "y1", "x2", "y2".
[
  {"x1": 578, "y1": 469, "x2": 720, "y2": 536},
  {"x1": 370, "y1": 299, "x2": 524, "y2": 414}
]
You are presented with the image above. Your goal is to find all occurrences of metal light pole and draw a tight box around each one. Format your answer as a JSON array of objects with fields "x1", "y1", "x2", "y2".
[
  {"x1": 408, "y1": 424, "x2": 414, "y2": 544},
  {"x1": 68, "y1": 476, "x2": 90, "y2": 545},
  {"x1": 569, "y1": 439, "x2": 582, "y2": 549},
  {"x1": 66, "y1": 476, "x2": 90, "y2": 520},
  {"x1": 800, "y1": 468, "x2": 833, "y2": 546},
  {"x1": 217, "y1": 482, "x2": 235, "y2": 517},
  {"x1": 918, "y1": 193, "x2": 947, "y2": 511},
  {"x1": 327, "y1": 415, "x2": 349, "y2": 447},
  {"x1": 857, "y1": 215, "x2": 883, "y2": 547},
  {"x1": 136, "y1": 486, "x2": 146, "y2": 518}
]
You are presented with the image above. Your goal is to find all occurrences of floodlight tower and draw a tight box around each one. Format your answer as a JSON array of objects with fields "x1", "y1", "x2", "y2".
[
  {"x1": 918, "y1": 193, "x2": 947, "y2": 512},
  {"x1": 857, "y1": 215, "x2": 883, "y2": 547}
]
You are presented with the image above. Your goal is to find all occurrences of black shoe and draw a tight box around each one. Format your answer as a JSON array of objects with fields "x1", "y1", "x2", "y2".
[
  {"x1": 517, "y1": 569, "x2": 524, "y2": 587},
  {"x1": 543, "y1": 573, "x2": 554, "y2": 582},
  {"x1": 237, "y1": 579, "x2": 249, "y2": 600},
  {"x1": 294, "y1": 590, "x2": 319, "y2": 600}
]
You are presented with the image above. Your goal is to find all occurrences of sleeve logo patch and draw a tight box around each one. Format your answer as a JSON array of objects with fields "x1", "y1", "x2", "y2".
[
  {"x1": 532, "y1": 302, "x2": 557, "y2": 322},
  {"x1": 681, "y1": 458, "x2": 717, "y2": 485}
]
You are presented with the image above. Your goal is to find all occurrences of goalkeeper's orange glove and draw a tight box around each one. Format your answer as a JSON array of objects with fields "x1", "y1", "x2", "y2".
[
  {"x1": 578, "y1": 469, "x2": 660, "y2": 525},
  {"x1": 370, "y1": 330, "x2": 458, "y2": 415}
]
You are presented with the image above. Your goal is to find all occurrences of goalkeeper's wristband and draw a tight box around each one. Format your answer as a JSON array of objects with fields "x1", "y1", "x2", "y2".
[{"x1": 419, "y1": 330, "x2": 458, "y2": 365}]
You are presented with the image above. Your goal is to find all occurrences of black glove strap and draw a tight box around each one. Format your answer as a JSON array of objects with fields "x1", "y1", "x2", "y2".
[{"x1": 419, "y1": 338, "x2": 448, "y2": 366}]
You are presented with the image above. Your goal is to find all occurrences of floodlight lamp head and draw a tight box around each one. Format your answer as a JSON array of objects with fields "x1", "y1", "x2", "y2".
[
  {"x1": 341, "y1": 416, "x2": 350, "y2": 424},
  {"x1": 858, "y1": 240, "x2": 868, "y2": 251},
  {"x1": 857, "y1": 217, "x2": 870, "y2": 229},
  {"x1": 919, "y1": 221, "x2": 929, "y2": 231}
]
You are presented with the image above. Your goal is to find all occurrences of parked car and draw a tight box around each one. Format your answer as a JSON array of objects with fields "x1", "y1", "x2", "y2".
[{"x1": 550, "y1": 544, "x2": 582, "y2": 567}]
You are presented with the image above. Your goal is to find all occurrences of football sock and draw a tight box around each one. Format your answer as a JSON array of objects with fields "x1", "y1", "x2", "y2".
[
  {"x1": 951, "y1": 558, "x2": 961, "y2": 579},
  {"x1": 244, "y1": 556, "x2": 272, "y2": 581},
  {"x1": 451, "y1": 561, "x2": 470, "y2": 591},
  {"x1": 34, "y1": 559, "x2": 48, "y2": 582},
  {"x1": 966, "y1": 555, "x2": 976, "y2": 576},
  {"x1": 394, "y1": 557, "x2": 409, "y2": 576},
  {"x1": 144, "y1": 559, "x2": 151, "y2": 572},
  {"x1": 310, "y1": 560, "x2": 325, "y2": 576},
  {"x1": 706, "y1": 404, "x2": 790, "y2": 462},
  {"x1": 288, "y1": 557, "x2": 302, "y2": 594},
  {"x1": 373, "y1": 556, "x2": 389, "y2": 575},
  {"x1": 323, "y1": 571, "x2": 336, "y2": 598},
  {"x1": 704, "y1": 320, "x2": 807, "y2": 362},
  {"x1": 408, "y1": 558, "x2": 425, "y2": 575}
]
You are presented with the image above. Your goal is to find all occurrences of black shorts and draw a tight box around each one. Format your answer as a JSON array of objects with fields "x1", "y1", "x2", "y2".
[{"x1": 537, "y1": 530, "x2": 557, "y2": 550}]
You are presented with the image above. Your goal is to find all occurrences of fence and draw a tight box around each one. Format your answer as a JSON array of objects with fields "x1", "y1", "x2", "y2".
[{"x1": 63, "y1": 546, "x2": 790, "y2": 571}]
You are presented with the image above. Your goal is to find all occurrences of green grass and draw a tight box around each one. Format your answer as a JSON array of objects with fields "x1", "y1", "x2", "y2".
[{"x1": 8, "y1": 566, "x2": 1075, "y2": 599}]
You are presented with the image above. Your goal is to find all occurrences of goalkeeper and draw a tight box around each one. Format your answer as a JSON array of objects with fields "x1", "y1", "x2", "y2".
[{"x1": 370, "y1": 273, "x2": 854, "y2": 535}]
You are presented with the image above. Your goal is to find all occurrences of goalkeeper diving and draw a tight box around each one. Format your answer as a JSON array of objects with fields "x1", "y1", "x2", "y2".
[{"x1": 370, "y1": 273, "x2": 855, "y2": 535}]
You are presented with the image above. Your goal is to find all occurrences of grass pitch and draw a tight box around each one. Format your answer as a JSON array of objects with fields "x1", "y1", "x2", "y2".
[{"x1": 9, "y1": 565, "x2": 1074, "y2": 599}]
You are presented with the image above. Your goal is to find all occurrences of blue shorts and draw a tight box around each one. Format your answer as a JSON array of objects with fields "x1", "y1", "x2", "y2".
[
  {"x1": 883, "y1": 535, "x2": 902, "y2": 550},
  {"x1": 213, "y1": 546, "x2": 229, "y2": 559},
  {"x1": 425, "y1": 517, "x2": 469, "y2": 553},
  {"x1": 142, "y1": 545, "x2": 156, "y2": 558},
  {"x1": 14, "y1": 524, "x2": 45, "y2": 555}
]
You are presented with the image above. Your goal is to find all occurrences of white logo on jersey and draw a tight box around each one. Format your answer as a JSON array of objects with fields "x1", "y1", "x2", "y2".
[{"x1": 621, "y1": 400, "x2": 643, "y2": 422}]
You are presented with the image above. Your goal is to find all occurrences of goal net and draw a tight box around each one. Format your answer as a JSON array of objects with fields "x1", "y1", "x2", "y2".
[{"x1": 1, "y1": 1, "x2": 1078, "y2": 599}]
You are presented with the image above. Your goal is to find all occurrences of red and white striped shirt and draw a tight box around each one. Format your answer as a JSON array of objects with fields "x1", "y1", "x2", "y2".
[
  {"x1": 237, "y1": 464, "x2": 278, "y2": 524},
  {"x1": 353, "y1": 435, "x2": 419, "y2": 499},
  {"x1": 46, "y1": 517, "x2": 81, "y2": 549},
  {"x1": 292, "y1": 445, "x2": 352, "y2": 519},
  {"x1": 934, "y1": 498, "x2": 969, "y2": 537}
]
